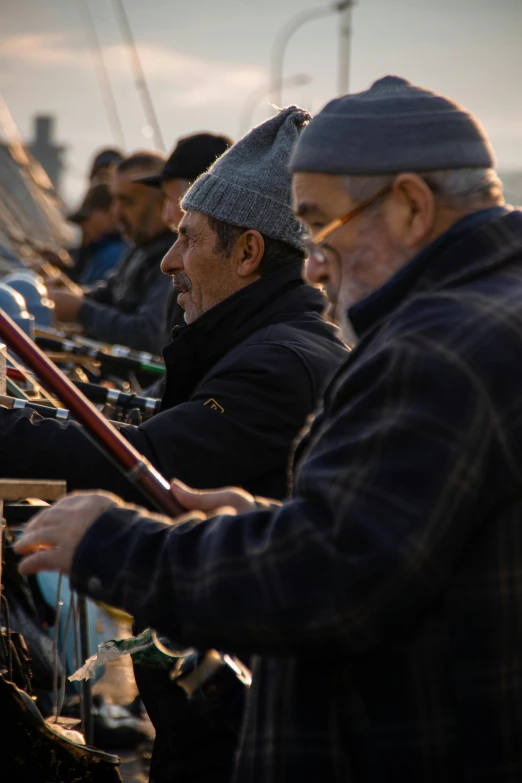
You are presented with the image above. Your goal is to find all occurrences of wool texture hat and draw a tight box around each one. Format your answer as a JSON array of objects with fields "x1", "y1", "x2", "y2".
[
  {"x1": 291, "y1": 75, "x2": 496, "y2": 176},
  {"x1": 182, "y1": 106, "x2": 310, "y2": 251},
  {"x1": 135, "y1": 132, "x2": 233, "y2": 188}
]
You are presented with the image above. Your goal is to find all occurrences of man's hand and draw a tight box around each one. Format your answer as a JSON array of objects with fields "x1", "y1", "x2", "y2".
[
  {"x1": 14, "y1": 492, "x2": 121, "y2": 576},
  {"x1": 170, "y1": 479, "x2": 257, "y2": 515},
  {"x1": 40, "y1": 248, "x2": 75, "y2": 271},
  {"x1": 47, "y1": 288, "x2": 84, "y2": 322}
]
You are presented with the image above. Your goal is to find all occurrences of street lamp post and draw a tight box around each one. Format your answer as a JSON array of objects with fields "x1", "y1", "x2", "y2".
[
  {"x1": 270, "y1": 2, "x2": 351, "y2": 107},
  {"x1": 238, "y1": 74, "x2": 312, "y2": 138}
]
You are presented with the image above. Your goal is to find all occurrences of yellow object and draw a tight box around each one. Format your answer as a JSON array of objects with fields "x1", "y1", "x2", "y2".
[{"x1": 95, "y1": 601, "x2": 133, "y2": 623}]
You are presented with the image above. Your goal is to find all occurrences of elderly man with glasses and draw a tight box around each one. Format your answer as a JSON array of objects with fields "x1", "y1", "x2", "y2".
[{"x1": 17, "y1": 76, "x2": 522, "y2": 782}]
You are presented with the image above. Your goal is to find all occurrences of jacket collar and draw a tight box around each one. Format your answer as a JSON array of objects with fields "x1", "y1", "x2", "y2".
[
  {"x1": 349, "y1": 206, "x2": 517, "y2": 338},
  {"x1": 162, "y1": 262, "x2": 323, "y2": 407},
  {"x1": 89, "y1": 231, "x2": 124, "y2": 252}
]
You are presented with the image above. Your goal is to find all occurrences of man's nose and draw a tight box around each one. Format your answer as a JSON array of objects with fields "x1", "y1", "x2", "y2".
[
  {"x1": 304, "y1": 253, "x2": 329, "y2": 287},
  {"x1": 112, "y1": 201, "x2": 123, "y2": 221},
  {"x1": 161, "y1": 238, "x2": 182, "y2": 275}
]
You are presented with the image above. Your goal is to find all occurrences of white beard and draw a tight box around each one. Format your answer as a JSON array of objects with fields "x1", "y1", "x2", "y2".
[
  {"x1": 338, "y1": 307, "x2": 358, "y2": 349},
  {"x1": 333, "y1": 211, "x2": 410, "y2": 350}
]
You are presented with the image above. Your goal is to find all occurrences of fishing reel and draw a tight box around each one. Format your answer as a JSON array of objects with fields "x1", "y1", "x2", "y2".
[
  {"x1": 151, "y1": 632, "x2": 251, "y2": 737},
  {"x1": 152, "y1": 631, "x2": 251, "y2": 693}
]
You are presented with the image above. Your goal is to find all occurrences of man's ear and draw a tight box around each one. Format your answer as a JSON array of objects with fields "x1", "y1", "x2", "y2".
[
  {"x1": 235, "y1": 230, "x2": 265, "y2": 278},
  {"x1": 386, "y1": 173, "x2": 436, "y2": 249}
]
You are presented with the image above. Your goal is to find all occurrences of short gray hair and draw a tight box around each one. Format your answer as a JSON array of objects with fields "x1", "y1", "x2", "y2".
[{"x1": 341, "y1": 168, "x2": 503, "y2": 211}]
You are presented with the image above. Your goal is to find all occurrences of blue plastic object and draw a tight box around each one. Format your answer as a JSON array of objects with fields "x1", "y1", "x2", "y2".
[
  {"x1": 36, "y1": 572, "x2": 119, "y2": 689},
  {"x1": 0, "y1": 283, "x2": 35, "y2": 337},
  {"x1": 3, "y1": 273, "x2": 55, "y2": 327}
]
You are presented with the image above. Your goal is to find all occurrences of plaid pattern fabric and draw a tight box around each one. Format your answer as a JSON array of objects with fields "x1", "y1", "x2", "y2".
[{"x1": 73, "y1": 209, "x2": 522, "y2": 782}]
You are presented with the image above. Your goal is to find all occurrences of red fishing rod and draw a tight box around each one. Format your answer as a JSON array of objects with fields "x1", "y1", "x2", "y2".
[{"x1": 0, "y1": 309, "x2": 183, "y2": 516}]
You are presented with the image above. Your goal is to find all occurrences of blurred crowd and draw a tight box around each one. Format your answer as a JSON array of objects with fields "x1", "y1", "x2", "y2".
[{"x1": 37, "y1": 133, "x2": 232, "y2": 355}]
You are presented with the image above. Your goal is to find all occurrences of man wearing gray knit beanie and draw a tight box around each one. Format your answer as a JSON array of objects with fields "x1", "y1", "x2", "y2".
[
  {"x1": 156, "y1": 78, "x2": 522, "y2": 781},
  {"x1": 290, "y1": 74, "x2": 503, "y2": 342},
  {"x1": 134, "y1": 106, "x2": 349, "y2": 783},
  {"x1": 159, "y1": 78, "x2": 520, "y2": 782},
  {"x1": 19, "y1": 81, "x2": 522, "y2": 783},
  {"x1": 159, "y1": 105, "x2": 308, "y2": 323}
]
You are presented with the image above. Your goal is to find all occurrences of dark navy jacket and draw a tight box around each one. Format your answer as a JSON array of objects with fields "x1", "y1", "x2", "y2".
[
  {"x1": 70, "y1": 209, "x2": 522, "y2": 782},
  {"x1": 0, "y1": 263, "x2": 347, "y2": 504},
  {"x1": 77, "y1": 232, "x2": 127, "y2": 286},
  {"x1": 78, "y1": 230, "x2": 176, "y2": 353}
]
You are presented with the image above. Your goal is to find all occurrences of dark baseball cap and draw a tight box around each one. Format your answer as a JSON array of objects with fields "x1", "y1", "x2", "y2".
[
  {"x1": 134, "y1": 132, "x2": 233, "y2": 188},
  {"x1": 67, "y1": 183, "x2": 113, "y2": 224},
  {"x1": 89, "y1": 147, "x2": 124, "y2": 179}
]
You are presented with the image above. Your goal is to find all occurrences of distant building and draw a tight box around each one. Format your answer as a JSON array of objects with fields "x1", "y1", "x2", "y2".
[{"x1": 27, "y1": 115, "x2": 65, "y2": 193}]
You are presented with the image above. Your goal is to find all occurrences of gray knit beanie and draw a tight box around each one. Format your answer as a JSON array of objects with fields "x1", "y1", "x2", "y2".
[
  {"x1": 291, "y1": 75, "x2": 496, "y2": 176},
  {"x1": 182, "y1": 106, "x2": 310, "y2": 251}
]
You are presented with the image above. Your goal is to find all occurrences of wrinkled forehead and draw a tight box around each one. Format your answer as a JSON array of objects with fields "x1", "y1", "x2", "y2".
[
  {"x1": 292, "y1": 171, "x2": 353, "y2": 222},
  {"x1": 178, "y1": 209, "x2": 211, "y2": 233}
]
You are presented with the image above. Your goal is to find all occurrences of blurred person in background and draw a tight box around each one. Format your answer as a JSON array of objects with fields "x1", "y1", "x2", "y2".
[
  {"x1": 88, "y1": 147, "x2": 124, "y2": 186},
  {"x1": 135, "y1": 132, "x2": 233, "y2": 231},
  {"x1": 134, "y1": 131, "x2": 233, "y2": 351},
  {"x1": 66, "y1": 183, "x2": 127, "y2": 285},
  {"x1": 34, "y1": 148, "x2": 126, "y2": 279},
  {"x1": 48, "y1": 151, "x2": 175, "y2": 353}
]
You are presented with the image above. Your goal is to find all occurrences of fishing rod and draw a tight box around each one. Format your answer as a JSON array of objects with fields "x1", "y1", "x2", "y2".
[
  {"x1": 7, "y1": 367, "x2": 160, "y2": 416},
  {"x1": 35, "y1": 334, "x2": 165, "y2": 377},
  {"x1": 6, "y1": 376, "x2": 31, "y2": 401},
  {"x1": 7, "y1": 351, "x2": 61, "y2": 406},
  {"x1": 0, "y1": 311, "x2": 253, "y2": 699},
  {"x1": 35, "y1": 327, "x2": 164, "y2": 365},
  {"x1": 73, "y1": 380, "x2": 161, "y2": 416},
  {"x1": 0, "y1": 309, "x2": 183, "y2": 515},
  {"x1": 0, "y1": 394, "x2": 134, "y2": 430},
  {"x1": 78, "y1": 0, "x2": 126, "y2": 149},
  {"x1": 0, "y1": 394, "x2": 70, "y2": 421},
  {"x1": 111, "y1": 0, "x2": 165, "y2": 152}
]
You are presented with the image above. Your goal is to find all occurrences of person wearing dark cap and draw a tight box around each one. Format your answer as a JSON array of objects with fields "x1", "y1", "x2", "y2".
[
  {"x1": 66, "y1": 183, "x2": 127, "y2": 285},
  {"x1": 88, "y1": 147, "x2": 124, "y2": 186},
  {"x1": 134, "y1": 132, "x2": 233, "y2": 357},
  {"x1": 48, "y1": 151, "x2": 176, "y2": 354},
  {"x1": 134, "y1": 132, "x2": 233, "y2": 231},
  {"x1": 18, "y1": 77, "x2": 522, "y2": 782}
]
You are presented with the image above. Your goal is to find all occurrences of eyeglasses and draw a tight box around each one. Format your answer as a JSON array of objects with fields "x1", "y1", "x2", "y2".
[{"x1": 304, "y1": 184, "x2": 392, "y2": 264}]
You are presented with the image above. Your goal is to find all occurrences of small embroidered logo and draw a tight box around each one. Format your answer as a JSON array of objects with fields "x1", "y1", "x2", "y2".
[{"x1": 204, "y1": 398, "x2": 224, "y2": 413}]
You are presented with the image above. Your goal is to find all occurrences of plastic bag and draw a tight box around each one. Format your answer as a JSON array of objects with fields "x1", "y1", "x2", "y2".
[{"x1": 70, "y1": 628, "x2": 174, "y2": 681}]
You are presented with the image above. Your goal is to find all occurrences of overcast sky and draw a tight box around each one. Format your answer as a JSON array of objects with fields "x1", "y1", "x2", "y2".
[{"x1": 1, "y1": 0, "x2": 521, "y2": 205}]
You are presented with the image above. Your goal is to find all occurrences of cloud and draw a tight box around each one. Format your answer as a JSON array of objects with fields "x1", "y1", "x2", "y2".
[
  {"x1": 1, "y1": 33, "x2": 84, "y2": 66},
  {"x1": 0, "y1": 32, "x2": 267, "y2": 107}
]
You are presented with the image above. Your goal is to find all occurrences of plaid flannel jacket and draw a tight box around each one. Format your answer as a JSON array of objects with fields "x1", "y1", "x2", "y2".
[{"x1": 73, "y1": 208, "x2": 522, "y2": 782}]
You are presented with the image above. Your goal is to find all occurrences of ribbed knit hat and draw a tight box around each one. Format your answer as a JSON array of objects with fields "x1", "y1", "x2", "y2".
[
  {"x1": 182, "y1": 106, "x2": 310, "y2": 251},
  {"x1": 291, "y1": 75, "x2": 496, "y2": 175}
]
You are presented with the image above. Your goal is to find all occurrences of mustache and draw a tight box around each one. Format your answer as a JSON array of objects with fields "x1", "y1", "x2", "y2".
[{"x1": 171, "y1": 273, "x2": 192, "y2": 292}]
